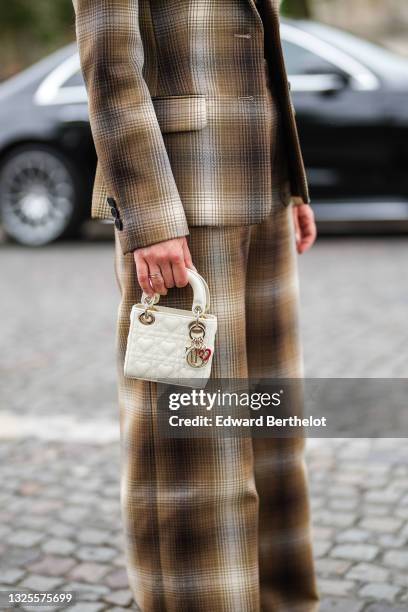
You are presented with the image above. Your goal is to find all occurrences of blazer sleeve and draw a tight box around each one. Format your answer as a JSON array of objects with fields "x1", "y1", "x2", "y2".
[{"x1": 73, "y1": 0, "x2": 189, "y2": 254}]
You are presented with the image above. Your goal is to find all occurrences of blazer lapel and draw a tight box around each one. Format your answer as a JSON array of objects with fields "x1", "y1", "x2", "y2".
[
  {"x1": 245, "y1": 0, "x2": 281, "y2": 33},
  {"x1": 245, "y1": 0, "x2": 264, "y2": 28}
]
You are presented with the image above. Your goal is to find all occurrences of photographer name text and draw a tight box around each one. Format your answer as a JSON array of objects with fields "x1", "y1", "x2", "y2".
[{"x1": 167, "y1": 415, "x2": 327, "y2": 428}]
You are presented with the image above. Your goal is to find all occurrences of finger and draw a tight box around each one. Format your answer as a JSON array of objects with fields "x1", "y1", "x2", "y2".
[
  {"x1": 300, "y1": 212, "x2": 317, "y2": 241},
  {"x1": 297, "y1": 208, "x2": 316, "y2": 251},
  {"x1": 182, "y1": 239, "x2": 196, "y2": 271},
  {"x1": 171, "y1": 254, "x2": 189, "y2": 288},
  {"x1": 298, "y1": 221, "x2": 316, "y2": 254},
  {"x1": 159, "y1": 260, "x2": 175, "y2": 289},
  {"x1": 146, "y1": 263, "x2": 167, "y2": 295},
  {"x1": 298, "y1": 236, "x2": 314, "y2": 254},
  {"x1": 135, "y1": 256, "x2": 153, "y2": 296},
  {"x1": 292, "y1": 207, "x2": 301, "y2": 248}
]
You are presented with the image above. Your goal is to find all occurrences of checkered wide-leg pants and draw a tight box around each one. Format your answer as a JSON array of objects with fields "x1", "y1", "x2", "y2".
[{"x1": 113, "y1": 204, "x2": 319, "y2": 612}]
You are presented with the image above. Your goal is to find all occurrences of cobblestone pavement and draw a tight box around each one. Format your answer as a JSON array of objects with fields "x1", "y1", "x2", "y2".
[{"x1": 1, "y1": 231, "x2": 408, "y2": 611}]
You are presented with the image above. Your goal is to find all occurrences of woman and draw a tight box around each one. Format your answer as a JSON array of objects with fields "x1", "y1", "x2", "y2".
[{"x1": 73, "y1": 0, "x2": 319, "y2": 609}]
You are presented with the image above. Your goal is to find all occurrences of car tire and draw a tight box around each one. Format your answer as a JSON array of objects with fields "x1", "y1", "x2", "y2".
[{"x1": 0, "y1": 144, "x2": 85, "y2": 246}]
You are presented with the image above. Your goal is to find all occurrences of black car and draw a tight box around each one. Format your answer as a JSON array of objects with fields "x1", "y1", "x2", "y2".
[{"x1": 0, "y1": 19, "x2": 408, "y2": 245}]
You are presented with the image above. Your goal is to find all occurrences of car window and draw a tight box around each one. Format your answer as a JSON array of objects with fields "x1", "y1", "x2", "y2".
[
  {"x1": 62, "y1": 70, "x2": 85, "y2": 88},
  {"x1": 282, "y1": 40, "x2": 344, "y2": 75}
]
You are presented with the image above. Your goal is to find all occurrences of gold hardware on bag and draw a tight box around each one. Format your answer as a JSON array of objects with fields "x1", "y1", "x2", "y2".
[
  {"x1": 185, "y1": 319, "x2": 211, "y2": 368},
  {"x1": 138, "y1": 311, "x2": 155, "y2": 325},
  {"x1": 189, "y1": 320, "x2": 206, "y2": 338},
  {"x1": 139, "y1": 293, "x2": 157, "y2": 325}
]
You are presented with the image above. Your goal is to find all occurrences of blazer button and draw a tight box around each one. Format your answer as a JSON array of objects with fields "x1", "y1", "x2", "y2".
[
  {"x1": 110, "y1": 207, "x2": 119, "y2": 218},
  {"x1": 115, "y1": 218, "x2": 123, "y2": 231},
  {"x1": 107, "y1": 197, "x2": 117, "y2": 208}
]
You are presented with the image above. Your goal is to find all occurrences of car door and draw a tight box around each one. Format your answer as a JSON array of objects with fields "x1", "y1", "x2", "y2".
[{"x1": 281, "y1": 23, "x2": 389, "y2": 206}]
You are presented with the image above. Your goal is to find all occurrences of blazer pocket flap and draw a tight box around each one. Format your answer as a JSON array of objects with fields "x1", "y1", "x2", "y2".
[{"x1": 152, "y1": 95, "x2": 207, "y2": 134}]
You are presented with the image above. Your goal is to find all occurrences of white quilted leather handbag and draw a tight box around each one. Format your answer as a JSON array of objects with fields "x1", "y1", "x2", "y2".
[{"x1": 124, "y1": 268, "x2": 217, "y2": 387}]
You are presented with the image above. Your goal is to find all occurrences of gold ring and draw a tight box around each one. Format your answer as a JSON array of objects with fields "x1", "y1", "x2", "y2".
[{"x1": 148, "y1": 273, "x2": 162, "y2": 279}]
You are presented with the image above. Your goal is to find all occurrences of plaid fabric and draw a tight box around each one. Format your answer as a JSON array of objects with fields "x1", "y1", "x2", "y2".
[
  {"x1": 114, "y1": 203, "x2": 319, "y2": 611},
  {"x1": 73, "y1": 0, "x2": 309, "y2": 254}
]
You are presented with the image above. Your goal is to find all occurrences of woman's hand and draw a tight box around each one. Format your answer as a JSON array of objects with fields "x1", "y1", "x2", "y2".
[
  {"x1": 292, "y1": 202, "x2": 317, "y2": 254},
  {"x1": 133, "y1": 237, "x2": 194, "y2": 297}
]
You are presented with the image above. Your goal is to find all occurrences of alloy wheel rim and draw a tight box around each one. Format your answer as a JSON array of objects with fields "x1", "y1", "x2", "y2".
[{"x1": 0, "y1": 149, "x2": 75, "y2": 245}]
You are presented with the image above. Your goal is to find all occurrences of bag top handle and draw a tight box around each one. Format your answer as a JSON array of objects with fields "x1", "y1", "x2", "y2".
[{"x1": 141, "y1": 268, "x2": 210, "y2": 314}]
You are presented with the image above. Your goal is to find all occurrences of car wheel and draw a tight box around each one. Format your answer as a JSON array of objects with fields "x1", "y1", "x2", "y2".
[{"x1": 0, "y1": 144, "x2": 83, "y2": 246}]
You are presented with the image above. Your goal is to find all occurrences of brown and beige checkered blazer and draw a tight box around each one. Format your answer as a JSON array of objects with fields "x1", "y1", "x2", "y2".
[{"x1": 73, "y1": 0, "x2": 309, "y2": 255}]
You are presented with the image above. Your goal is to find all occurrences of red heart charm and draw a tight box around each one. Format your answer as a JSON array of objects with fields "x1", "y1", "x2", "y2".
[{"x1": 198, "y1": 348, "x2": 211, "y2": 362}]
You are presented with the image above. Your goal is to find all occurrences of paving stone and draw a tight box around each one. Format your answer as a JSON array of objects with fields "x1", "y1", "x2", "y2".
[
  {"x1": 78, "y1": 479, "x2": 105, "y2": 493},
  {"x1": 327, "y1": 485, "x2": 358, "y2": 499},
  {"x1": 362, "y1": 505, "x2": 390, "y2": 517},
  {"x1": 27, "y1": 555, "x2": 76, "y2": 576},
  {"x1": 41, "y1": 538, "x2": 77, "y2": 556},
  {"x1": 103, "y1": 483, "x2": 121, "y2": 498},
  {"x1": 108, "y1": 607, "x2": 139, "y2": 612},
  {"x1": 63, "y1": 604, "x2": 106, "y2": 612},
  {"x1": 0, "y1": 511, "x2": 14, "y2": 524},
  {"x1": 383, "y1": 550, "x2": 408, "y2": 570},
  {"x1": 75, "y1": 546, "x2": 117, "y2": 563},
  {"x1": 69, "y1": 493, "x2": 100, "y2": 506},
  {"x1": 336, "y1": 472, "x2": 369, "y2": 485},
  {"x1": 364, "y1": 489, "x2": 402, "y2": 504},
  {"x1": 313, "y1": 540, "x2": 332, "y2": 558},
  {"x1": 112, "y1": 554, "x2": 126, "y2": 568},
  {"x1": 364, "y1": 605, "x2": 407, "y2": 612},
  {"x1": 312, "y1": 526, "x2": 334, "y2": 541},
  {"x1": 105, "y1": 568, "x2": 129, "y2": 589},
  {"x1": 335, "y1": 529, "x2": 371, "y2": 543},
  {"x1": 315, "y1": 558, "x2": 351, "y2": 578},
  {"x1": 58, "y1": 507, "x2": 90, "y2": 524},
  {"x1": 61, "y1": 581, "x2": 110, "y2": 601},
  {"x1": 313, "y1": 510, "x2": 355, "y2": 528},
  {"x1": 328, "y1": 497, "x2": 358, "y2": 511},
  {"x1": 377, "y1": 534, "x2": 406, "y2": 548},
  {"x1": 68, "y1": 562, "x2": 110, "y2": 583},
  {"x1": 331, "y1": 544, "x2": 378, "y2": 562},
  {"x1": 0, "y1": 568, "x2": 27, "y2": 584},
  {"x1": 30, "y1": 499, "x2": 64, "y2": 515},
  {"x1": 18, "y1": 515, "x2": 50, "y2": 530},
  {"x1": 346, "y1": 562, "x2": 389, "y2": 583},
  {"x1": 319, "y1": 598, "x2": 365, "y2": 612},
  {"x1": 7, "y1": 530, "x2": 44, "y2": 548},
  {"x1": 103, "y1": 589, "x2": 134, "y2": 607},
  {"x1": 19, "y1": 574, "x2": 64, "y2": 591},
  {"x1": 395, "y1": 506, "x2": 408, "y2": 520},
  {"x1": 318, "y1": 578, "x2": 355, "y2": 597},
  {"x1": 359, "y1": 582, "x2": 400, "y2": 602},
  {"x1": 76, "y1": 529, "x2": 111, "y2": 546},
  {"x1": 46, "y1": 523, "x2": 76, "y2": 538},
  {"x1": 110, "y1": 531, "x2": 126, "y2": 550},
  {"x1": 359, "y1": 517, "x2": 403, "y2": 533},
  {"x1": 20, "y1": 605, "x2": 61, "y2": 612},
  {"x1": 18, "y1": 480, "x2": 44, "y2": 496},
  {"x1": 0, "y1": 547, "x2": 41, "y2": 568},
  {"x1": 0, "y1": 525, "x2": 12, "y2": 538},
  {"x1": 392, "y1": 572, "x2": 408, "y2": 588}
]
